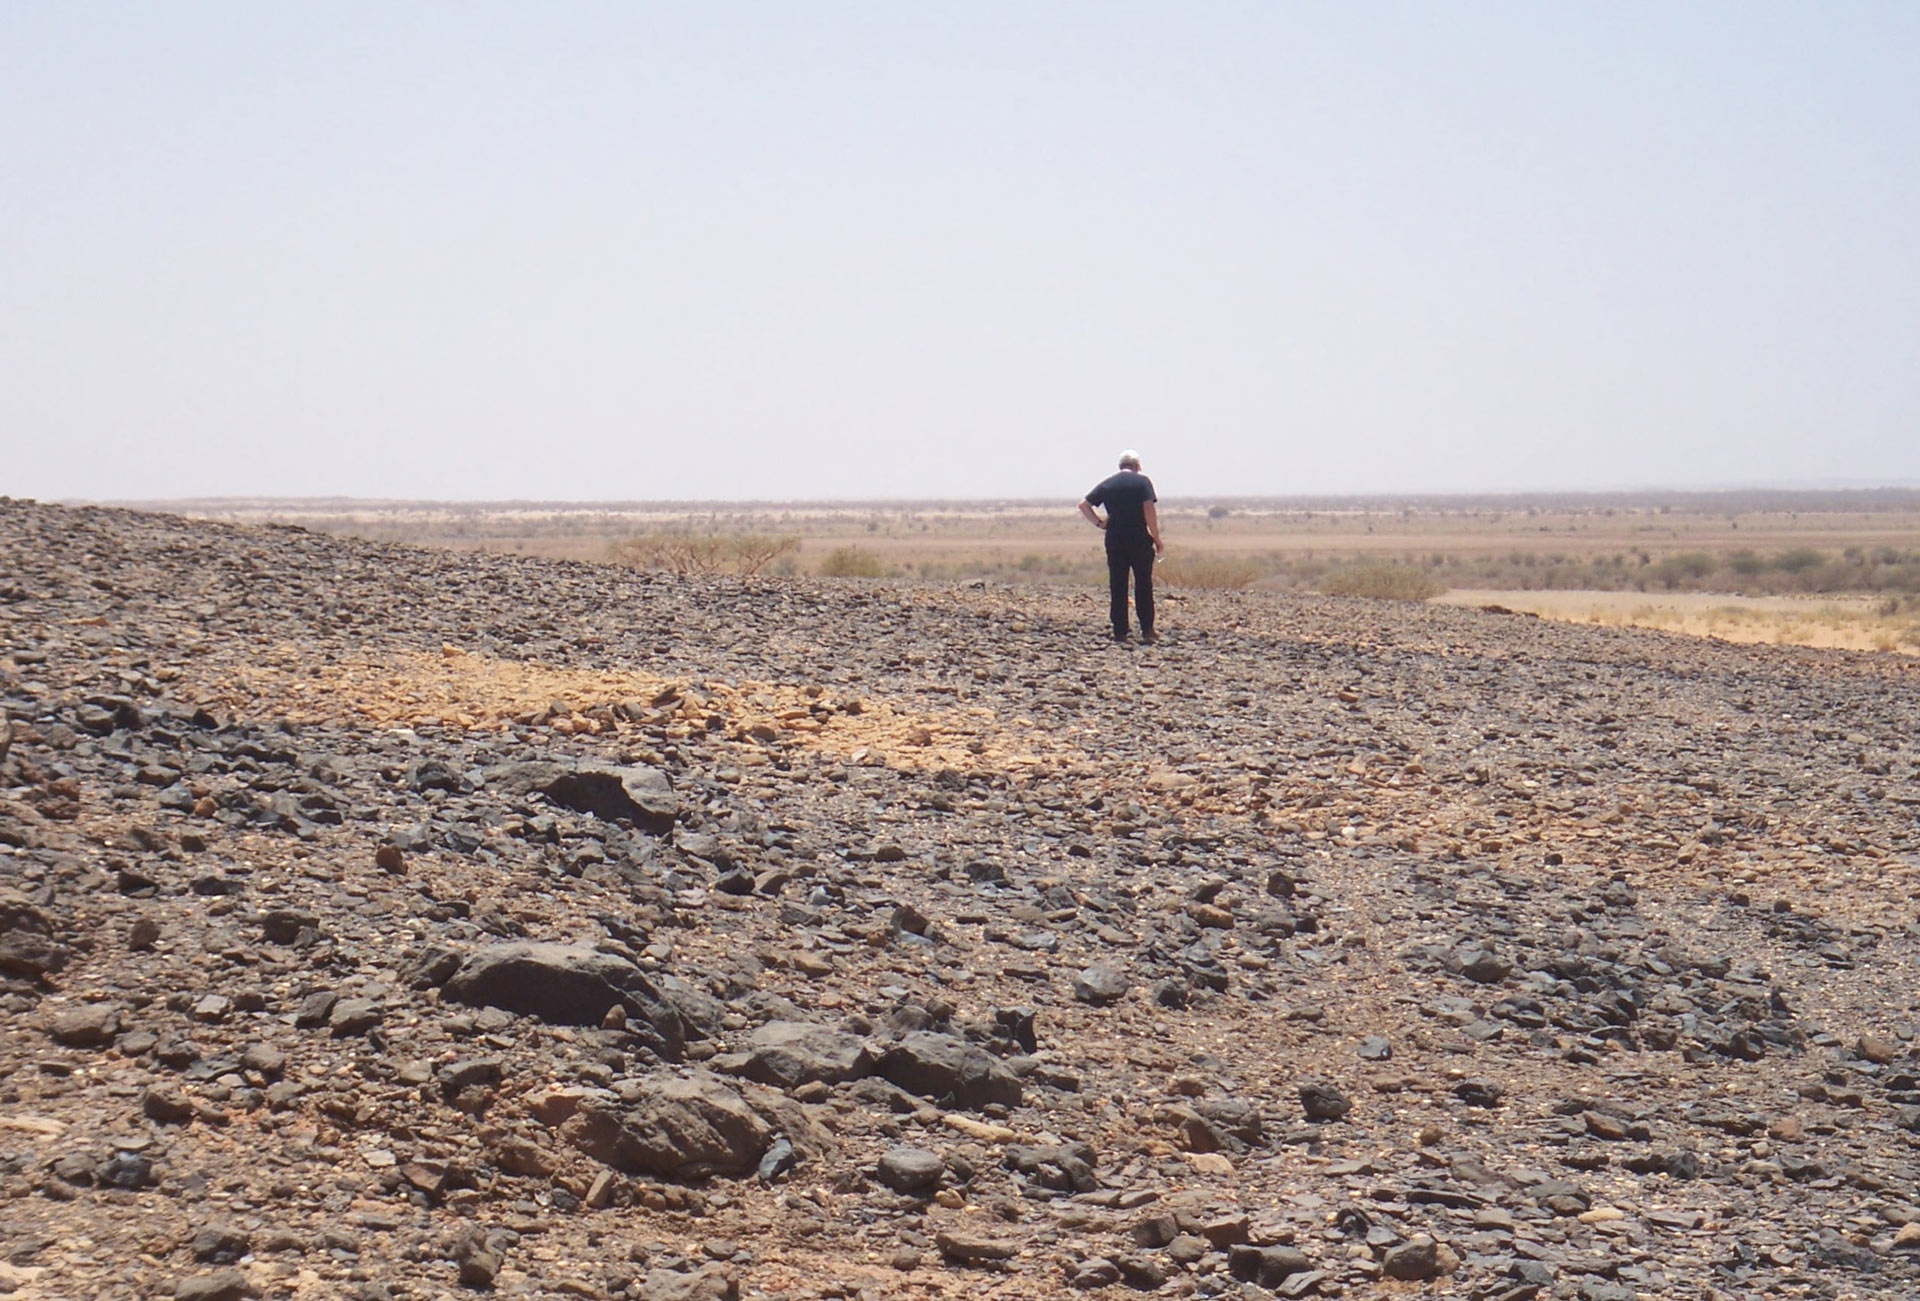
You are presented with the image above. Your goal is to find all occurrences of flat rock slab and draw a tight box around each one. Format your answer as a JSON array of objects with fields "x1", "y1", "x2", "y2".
[
  {"x1": 638, "y1": 1263, "x2": 739, "y2": 1301},
  {"x1": 484, "y1": 761, "x2": 678, "y2": 833},
  {"x1": 440, "y1": 942, "x2": 695, "y2": 1056},
  {"x1": 712, "y1": 1020, "x2": 875, "y2": 1089}
]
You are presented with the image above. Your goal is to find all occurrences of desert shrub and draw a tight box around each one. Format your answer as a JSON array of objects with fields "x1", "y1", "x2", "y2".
[
  {"x1": 1158, "y1": 554, "x2": 1266, "y2": 589},
  {"x1": 1647, "y1": 560, "x2": 1678, "y2": 590},
  {"x1": 1774, "y1": 547, "x2": 1826, "y2": 574},
  {"x1": 606, "y1": 532, "x2": 799, "y2": 577},
  {"x1": 818, "y1": 546, "x2": 888, "y2": 578},
  {"x1": 1319, "y1": 563, "x2": 1445, "y2": 601},
  {"x1": 1671, "y1": 551, "x2": 1715, "y2": 579}
]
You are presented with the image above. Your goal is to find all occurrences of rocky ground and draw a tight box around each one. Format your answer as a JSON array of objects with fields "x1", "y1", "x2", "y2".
[{"x1": 3, "y1": 497, "x2": 1920, "y2": 1301}]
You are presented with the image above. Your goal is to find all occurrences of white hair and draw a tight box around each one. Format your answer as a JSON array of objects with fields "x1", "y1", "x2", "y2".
[{"x1": 1118, "y1": 450, "x2": 1141, "y2": 470}]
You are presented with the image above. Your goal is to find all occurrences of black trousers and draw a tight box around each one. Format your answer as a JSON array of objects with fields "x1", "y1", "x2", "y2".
[{"x1": 1106, "y1": 534, "x2": 1154, "y2": 638}]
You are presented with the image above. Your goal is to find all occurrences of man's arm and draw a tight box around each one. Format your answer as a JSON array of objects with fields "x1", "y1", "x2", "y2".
[
  {"x1": 1144, "y1": 501, "x2": 1164, "y2": 555},
  {"x1": 1078, "y1": 499, "x2": 1106, "y2": 530}
]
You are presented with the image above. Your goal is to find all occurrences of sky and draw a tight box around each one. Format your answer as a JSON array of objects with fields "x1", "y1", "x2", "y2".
[{"x1": 4, "y1": 3, "x2": 1919, "y2": 502}]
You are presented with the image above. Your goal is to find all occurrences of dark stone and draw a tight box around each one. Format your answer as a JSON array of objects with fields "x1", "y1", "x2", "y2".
[
  {"x1": 402, "y1": 945, "x2": 462, "y2": 989},
  {"x1": 294, "y1": 991, "x2": 339, "y2": 1028},
  {"x1": 173, "y1": 1270, "x2": 256, "y2": 1301},
  {"x1": 1298, "y1": 1080, "x2": 1351, "y2": 1122},
  {"x1": 441, "y1": 942, "x2": 699, "y2": 1058},
  {"x1": 1072, "y1": 964, "x2": 1130, "y2": 1005},
  {"x1": 437, "y1": 1058, "x2": 505, "y2": 1099},
  {"x1": 935, "y1": 1232, "x2": 1017, "y2": 1264},
  {"x1": 713, "y1": 1021, "x2": 873, "y2": 1090},
  {"x1": 1454, "y1": 1077, "x2": 1505, "y2": 1108},
  {"x1": 0, "y1": 901, "x2": 68, "y2": 978},
  {"x1": 485, "y1": 762, "x2": 679, "y2": 833},
  {"x1": 1151, "y1": 980, "x2": 1189, "y2": 1009},
  {"x1": 562, "y1": 1074, "x2": 775, "y2": 1180},
  {"x1": 1005, "y1": 1142, "x2": 1098, "y2": 1193},
  {"x1": 875, "y1": 1146, "x2": 945, "y2": 1195},
  {"x1": 875, "y1": 1032, "x2": 1023, "y2": 1111},
  {"x1": 192, "y1": 1222, "x2": 251, "y2": 1264},
  {"x1": 993, "y1": 1006, "x2": 1038, "y2": 1053},
  {"x1": 329, "y1": 998, "x2": 383, "y2": 1037},
  {"x1": 1459, "y1": 948, "x2": 1514, "y2": 984},
  {"x1": 1383, "y1": 1235, "x2": 1457, "y2": 1281},
  {"x1": 1228, "y1": 1245, "x2": 1312, "y2": 1287},
  {"x1": 635, "y1": 1263, "x2": 738, "y2": 1301},
  {"x1": 260, "y1": 909, "x2": 319, "y2": 945},
  {"x1": 756, "y1": 1136, "x2": 796, "y2": 1182},
  {"x1": 100, "y1": 1150, "x2": 155, "y2": 1189},
  {"x1": 1070, "y1": 1258, "x2": 1123, "y2": 1289},
  {"x1": 46, "y1": 1002, "x2": 120, "y2": 1047},
  {"x1": 452, "y1": 1228, "x2": 505, "y2": 1289},
  {"x1": 143, "y1": 1086, "x2": 196, "y2": 1125}
]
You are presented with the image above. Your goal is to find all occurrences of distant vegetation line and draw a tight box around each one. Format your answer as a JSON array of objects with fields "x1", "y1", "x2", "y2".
[
  {"x1": 103, "y1": 485, "x2": 1920, "y2": 516},
  {"x1": 116, "y1": 492, "x2": 1920, "y2": 623}
]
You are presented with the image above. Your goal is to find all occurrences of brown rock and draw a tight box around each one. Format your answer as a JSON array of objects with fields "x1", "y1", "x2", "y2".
[{"x1": 935, "y1": 1231, "x2": 1017, "y2": 1264}]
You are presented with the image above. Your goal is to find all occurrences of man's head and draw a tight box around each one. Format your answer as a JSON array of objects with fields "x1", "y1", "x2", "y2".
[{"x1": 1118, "y1": 450, "x2": 1141, "y2": 471}]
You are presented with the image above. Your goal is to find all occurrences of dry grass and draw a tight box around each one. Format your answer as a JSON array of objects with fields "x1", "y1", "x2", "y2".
[
  {"x1": 816, "y1": 546, "x2": 889, "y2": 578},
  {"x1": 159, "y1": 492, "x2": 1920, "y2": 650},
  {"x1": 1439, "y1": 589, "x2": 1920, "y2": 654},
  {"x1": 1319, "y1": 563, "x2": 1446, "y2": 601},
  {"x1": 1156, "y1": 553, "x2": 1266, "y2": 590},
  {"x1": 605, "y1": 532, "x2": 798, "y2": 577}
]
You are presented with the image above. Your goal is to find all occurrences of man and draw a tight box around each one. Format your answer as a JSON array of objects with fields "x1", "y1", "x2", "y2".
[{"x1": 1079, "y1": 450, "x2": 1165, "y2": 643}]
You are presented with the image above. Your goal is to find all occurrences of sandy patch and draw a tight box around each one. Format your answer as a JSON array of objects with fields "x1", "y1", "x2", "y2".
[
  {"x1": 191, "y1": 644, "x2": 1081, "y2": 773},
  {"x1": 1439, "y1": 588, "x2": 1919, "y2": 654}
]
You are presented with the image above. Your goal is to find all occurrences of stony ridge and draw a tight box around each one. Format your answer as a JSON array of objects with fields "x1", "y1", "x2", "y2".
[{"x1": 3, "y1": 497, "x2": 1919, "y2": 1300}]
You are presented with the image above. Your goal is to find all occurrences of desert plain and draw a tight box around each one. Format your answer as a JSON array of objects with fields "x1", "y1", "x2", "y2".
[
  {"x1": 150, "y1": 489, "x2": 1920, "y2": 655},
  {"x1": 3, "y1": 492, "x2": 1920, "y2": 1301}
]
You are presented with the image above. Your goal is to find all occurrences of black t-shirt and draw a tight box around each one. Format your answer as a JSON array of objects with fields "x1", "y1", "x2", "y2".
[{"x1": 1086, "y1": 470, "x2": 1157, "y2": 541}]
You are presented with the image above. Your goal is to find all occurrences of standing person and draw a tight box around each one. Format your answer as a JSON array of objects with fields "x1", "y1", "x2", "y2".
[{"x1": 1078, "y1": 450, "x2": 1165, "y2": 643}]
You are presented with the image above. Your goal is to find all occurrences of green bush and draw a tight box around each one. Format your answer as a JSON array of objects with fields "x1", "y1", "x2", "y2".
[{"x1": 1650, "y1": 552, "x2": 1713, "y2": 589}]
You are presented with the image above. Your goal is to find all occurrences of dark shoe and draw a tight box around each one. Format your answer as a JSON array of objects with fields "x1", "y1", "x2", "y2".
[{"x1": 1140, "y1": 631, "x2": 1157, "y2": 645}]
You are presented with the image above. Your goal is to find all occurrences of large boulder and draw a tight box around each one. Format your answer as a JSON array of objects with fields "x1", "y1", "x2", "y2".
[
  {"x1": 441, "y1": 943, "x2": 699, "y2": 1057},
  {"x1": 562, "y1": 1072, "x2": 834, "y2": 1182},
  {"x1": 483, "y1": 762, "x2": 678, "y2": 833},
  {"x1": 875, "y1": 1031, "x2": 1023, "y2": 1111},
  {"x1": 563, "y1": 1074, "x2": 781, "y2": 1180},
  {"x1": 712, "y1": 1021, "x2": 874, "y2": 1090}
]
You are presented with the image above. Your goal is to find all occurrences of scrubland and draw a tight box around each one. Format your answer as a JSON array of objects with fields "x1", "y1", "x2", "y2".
[{"x1": 144, "y1": 491, "x2": 1920, "y2": 654}]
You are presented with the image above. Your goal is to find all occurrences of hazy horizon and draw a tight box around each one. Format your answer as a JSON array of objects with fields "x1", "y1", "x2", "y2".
[
  {"x1": 79, "y1": 480, "x2": 1920, "y2": 513},
  {"x1": 6, "y1": 4, "x2": 1919, "y2": 503}
]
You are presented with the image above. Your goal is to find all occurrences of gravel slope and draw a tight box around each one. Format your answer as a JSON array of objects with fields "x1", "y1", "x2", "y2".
[{"x1": 3, "y1": 498, "x2": 1920, "y2": 1301}]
